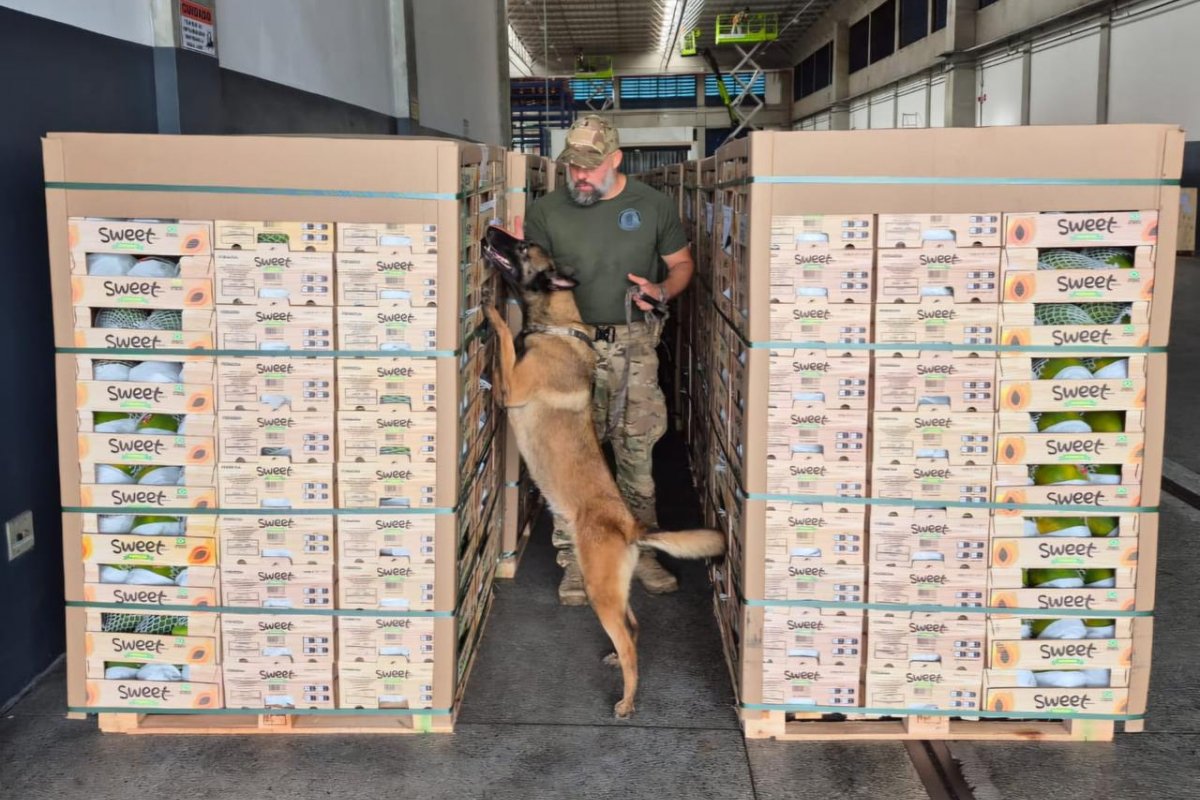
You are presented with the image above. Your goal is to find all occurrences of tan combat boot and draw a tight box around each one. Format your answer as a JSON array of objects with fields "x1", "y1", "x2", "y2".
[
  {"x1": 635, "y1": 550, "x2": 679, "y2": 594},
  {"x1": 557, "y1": 555, "x2": 589, "y2": 606}
]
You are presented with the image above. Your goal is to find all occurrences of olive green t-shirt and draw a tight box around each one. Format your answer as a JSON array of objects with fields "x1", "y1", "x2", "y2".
[{"x1": 524, "y1": 177, "x2": 689, "y2": 325}]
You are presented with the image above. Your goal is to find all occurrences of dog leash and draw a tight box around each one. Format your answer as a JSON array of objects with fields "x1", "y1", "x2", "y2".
[{"x1": 606, "y1": 285, "x2": 669, "y2": 439}]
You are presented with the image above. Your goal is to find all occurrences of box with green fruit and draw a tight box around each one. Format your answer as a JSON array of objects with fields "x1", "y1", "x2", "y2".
[
  {"x1": 1002, "y1": 245, "x2": 1155, "y2": 304},
  {"x1": 85, "y1": 657, "x2": 222, "y2": 709},
  {"x1": 989, "y1": 565, "x2": 1136, "y2": 615},
  {"x1": 84, "y1": 609, "x2": 219, "y2": 665},
  {"x1": 869, "y1": 508, "x2": 990, "y2": 567},
  {"x1": 988, "y1": 616, "x2": 1133, "y2": 671},
  {"x1": 82, "y1": 562, "x2": 218, "y2": 607},
  {"x1": 81, "y1": 533, "x2": 215, "y2": 567},
  {"x1": 71, "y1": 304, "x2": 215, "y2": 350},
  {"x1": 998, "y1": 301, "x2": 1150, "y2": 350},
  {"x1": 1004, "y1": 211, "x2": 1158, "y2": 249},
  {"x1": 220, "y1": 613, "x2": 333, "y2": 663},
  {"x1": 78, "y1": 480, "x2": 217, "y2": 511},
  {"x1": 78, "y1": 430, "x2": 213, "y2": 470},
  {"x1": 994, "y1": 428, "x2": 1143, "y2": 467},
  {"x1": 993, "y1": 463, "x2": 1145, "y2": 507},
  {"x1": 999, "y1": 356, "x2": 1151, "y2": 415},
  {"x1": 81, "y1": 409, "x2": 215, "y2": 437},
  {"x1": 69, "y1": 219, "x2": 212, "y2": 264},
  {"x1": 990, "y1": 535, "x2": 1137, "y2": 570},
  {"x1": 80, "y1": 512, "x2": 213, "y2": 537},
  {"x1": 984, "y1": 680, "x2": 1129, "y2": 716},
  {"x1": 992, "y1": 510, "x2": 1144, "y2": 540}
]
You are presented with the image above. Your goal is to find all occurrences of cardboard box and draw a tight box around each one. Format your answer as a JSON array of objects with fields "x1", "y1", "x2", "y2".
[
  {"x1": 869, "y1": 508, "x2": 990, "y2": 567},
  {"x1": 769, "y1": 246, "x2": 873, "y2": 303},
  {"x1": 768, "y1": 299, "x2": 871, "y2": 346},
  {"x1": 1003, "y1": 211, "x2": 1158, "y2": 248},
  {"x1": 865, "y1": 664, "x2": 982, "y2": 711},
  {"x1": 991, "y1": 536, "x2": 1137, "y2": 569},
  {"x1": 874, "y1": 353, "x2": 996, "y2": 412},
  {"x1": 877, "y1": 247, "x2": 1001, "y2": 303},
  {"x1": 872, "y1": 410, "x2": 995, "y2": 465},
  {"x1": 75, "y1": 378, "x2": 213, "y2": 415},
  {"x1": 71, "y1": 321, "x2": 215, "y2": 351},
  {"x1": 81, "y1": 564, "x2": 218, "y2": 607},
  {"x1": 217, "y1": 411, "x2": 334, "y2": 463},
  {"x1": 874, "y1": 302, "x2": 999, "y2": 355},
  {"x1": 756, "y1": 562, "x2": 865, "y2": 605},
  {"x1": 78, "y1": 512, "x2": 214, "y2": 537},
  {"x1": 336, "y1": 559, "x2": 437, "y2": 611},
  {"x1": 336, "y1": 660, "x2": 437, "y2": 709},
  {"x1": 760, "y1": 662, "x2": 863, "y2": 707},
  {"x1": 997, "y1": 302, "x2": 1151, "y2": 349},
  {"x1": 761, "y1": 606, "x2": 865, "y2": 666},
  {"x1": 217, "y1": 462, "x2": 334, "y2": 511},
  {"x1": 71, "y1": 275, "x2": 212, "y2": 310},
  {"x1": 337, "y1": 514, "x2": 438, "y2": 563},
  {"x1": 984, "y1": 683, "x2": 1129, "y2": 715},
  {"x1": 80, "y1": 462, "x2": 216, "y2": 493},
  {"x1": 877, "y1": 213, "x2": 1003, "y2": 248},
  {"x1": 872, "y1": 460, "x2": 992, "y2": 505},
  {"x1": 770, "y1": 214, "x2": 874, "y2": 247},
  {"x1": 763, "y1": 502, "x2": 867, "y2": 565},
  {"x1": 998, "y1": 380, "x2": 1148, "y2": 418},
  {"x1": 84, "y1": 676, "x2": 223, "y2": 709},
  {"x1": 867, "y1": 612, "x2": 986, "y2": 673},
  {"x1": 336, "y1": 410, "x2": 441, "y2": 464},
  {"x1": 989, "y1": 636, "x2": 1133, "y2": 671},
  {"x1": 81, "y1": 533, "x2": 215, "y2": 567},
  {"x1": 217, "y1": 514, "x2": 334, "y2": 564},
  {"x1": 336, "y1": 357, "x2": 443, "y2": 412},
  {"x1": 867, "y1": 564, "x2": 987, "y2": 608},
  {"x1": 219, "y1": 561, "x2": 334, "y2": 609},
  {"x1": 214, "y1": 248, "x2": 334, "y2": 305},
  {"x1": 1001, "y1": 246, "x2": 1154, "y2": 303},
  {"x1": 763, "y1": 405, "x2": 869, "y2": 462},
  {"x1": 766, "y1": 350, "x2": 871, "y2": 410},
  {"x1": 216, "y1": 356, "x2": 334, "y2": 414},
  {"x1": 336, "y1": 615, "x2": 441, "y2": 663},
  {"x1": 335, "y1": 222, "x2": 439, "y2": 254},
  {"x1": 334, "y1": 248, "x2": 440, "y2": 306},
  {"x1": 335, "y1": 304, "x2": 441, "y2": 353},
  {"x1": 222, "y1": 662, "x2": 335, "y2": 709},
  {"x1": 84, "y1": 609, "x2": 219, "y2": 664},
  {"x1": 69, "y1": 218, "x2": 212, "y2": 261},
  {"x1": 760, "y1": 454, "x2": 868, "y2": 499},
  {"x1": 216, "y1": 305, "x2": 334, "y2": 352},
  {"x1": 74, "y1": 353, "x2": 214, "y2": 384},
  {"x1": 992, "y1": 476, "x2": 1145, "y2": 510},
  {"x1": 77, "y1": 432, "x2": 215, "y2": 467},
  {"x1": 214, "y1": 220, "x2": 334, "y2": 252},
  {"x1": 220, "y1": 614, "x2": 334, "y2": 663},
  {"x1": 991, "y1": 511, "x2": 1143, "y2": 539},
  {"x1": 335, "y1": 463, "x2": 439, "y2": 510},
  {"x1": 989, "y1": 586, "x2": 1137, "y2": 613},
  {"x1": 77, "y1": 408, "x2": 216, "y2": 438},
  {"x1": 77, "y1": 483, "x2": 217, "y2": 511},
  {"x1": 993, "y1": 430, "x2": 1143, "y2": 466}
]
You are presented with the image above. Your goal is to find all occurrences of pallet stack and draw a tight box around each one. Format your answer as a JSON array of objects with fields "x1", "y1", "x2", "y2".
[
  {"x1": 498, "y1": 152, "x2": 553, "y2": 578},
  {"x1": 684, "y1": 125, "x2": 1181, "y2": 742},
  {"x1": 47, "y1": 133, "x2": 507, "y2": 734}
]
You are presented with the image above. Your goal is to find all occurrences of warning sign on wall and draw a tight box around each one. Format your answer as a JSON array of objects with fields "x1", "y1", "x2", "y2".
[{"x1": 180, "y1": 0, "x2": 216, "y2": 57}]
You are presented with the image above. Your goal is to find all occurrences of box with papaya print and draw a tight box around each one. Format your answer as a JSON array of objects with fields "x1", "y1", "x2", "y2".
[
  {"x1": 993, "y1": 428, "x2": 1144, "y2": 467},
  {"x1": 84, "y1": 662, "x2": 223, "y2": 710},
  {"x1": 996, "y1": 354, "x2": 1154, "y2": 416},
  {"x1": 984, "y1": 683, "x2": 1129, "y2": 717},
  {"x1": 84, "y1": 609, "x2": 219, "y2": 665},
  {"x1": 81, "y1": 533, "x2": 215, "y2": 568},
  {"x1": 989, "y1": 634, "x2": 1133, "y2": 673},
  {"x1": 1004, "y1": 211, "x2": 1158, "y2": 249}
]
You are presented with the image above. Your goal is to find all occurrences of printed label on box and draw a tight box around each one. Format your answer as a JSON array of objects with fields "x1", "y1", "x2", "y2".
[
  {"x1": 216, "y1": 305, "x2": 334, "y2": 352},
  {"x1": 219, "y1": 562, "x2": 334, "y2": 609},
  {"x1": 217, "y1": 412, "x2": 334, "y2": 463},
  {"x1": 214, "y1": 249, "x2": 334, "y2": 305},
  {"x1": 217, "y1": 514, "x2": 334, "y2": 564},
  {"x1": 874, "y1": 354, "x2": 997, "y2": 412},
  {"x1": 877, "y1": 213, "x2": 1002, "y2": 248},
  {"x1": 216, "y1": 357, "x2": 335, "y2": 413},
  {"x1": 217, "y1": 462, "x2": 334, "y2": 511},
  {"x1": 1004, "y1": 211, "x2": 1157, "y2": 247},
  {"x1": 220, "y1": 615, "x2": 334, "y2": 663},
  {"x1": 877, "y1": 247, "x2": 1001, "y2": 303},
  {"x1": 335, "y1": 250, "x2": 440, "y2": 306},
  {"x1": 872, "y1": 411, "x2": 995, "y2": 464},
  {"x1": 336, "y1": 358, "x2": 441, "y2": 412},
  {"x1": 223, "y1": 663, "x2": 335, "y2": 709},
  {"x1": 994, "y1": 432, "x2": 1143, "y2": 465},
  {"x1": 337, "y1": 616, "x2": 438, "y2": 662},
  {"x1": 78, "y1": 433, "x2": 214, "y2": 466},
  {"x1": 214, "y1": 220, "x2": 334, "y2": 252},
  {"x1": 336, "y1": 661, "x2": 436, "y2": 709}
]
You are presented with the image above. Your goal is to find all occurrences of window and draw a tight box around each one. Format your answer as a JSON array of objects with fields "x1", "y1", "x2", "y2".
[
  {"x1": 932, "y1": 0, "x2": 948, "y2": 31},
  {"x1": 849, "y1": 17, "x2": 870, "y2": 73},
  {"x1": 569, "y1": 78, "x2": 613, "y2": 109},
  {"x1": 899, "y1": 0, "x2": 928, "y2": 48},
  {"x1": 705, "y1": 73, "x2": 766, "y2": 106},
  {"x1": 870, "y1": 1, "x2": 897, "y2": 64},
  {"x1": 618, "y1": 75, "x2": 697, "y2": 109},
  {"x1": 794, "y1": 41, "x2": 834, "y2": 100}
]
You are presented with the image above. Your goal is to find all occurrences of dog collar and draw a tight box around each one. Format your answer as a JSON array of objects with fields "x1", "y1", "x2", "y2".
[{"x1": 523, "y1": 324, "x2": 614, "y2": 346}]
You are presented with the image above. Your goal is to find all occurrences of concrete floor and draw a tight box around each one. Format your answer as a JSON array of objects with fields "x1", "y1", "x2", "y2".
[{"x1": 2, "y1": 259, "x2": 1197, "y2": 799}]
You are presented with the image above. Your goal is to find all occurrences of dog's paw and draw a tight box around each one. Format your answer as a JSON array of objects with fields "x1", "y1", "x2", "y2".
[
  {"x1": 602, "y1": 652, "x2": 620, "y2": 668},
  {"x1": 613, "y1": 699, "x2": 635, "y2": 719},
  {"x1": 483, "y1": 304, "x2": 507, "y2": 332}
]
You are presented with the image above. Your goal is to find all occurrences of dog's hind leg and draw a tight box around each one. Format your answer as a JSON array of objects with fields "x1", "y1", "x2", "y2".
[
  {"x1": 586, "y1": 542, "x2": 639, "y2": 717},
  {"x1": 593, "y1": 597, "x2": 638, "y2": 718}
]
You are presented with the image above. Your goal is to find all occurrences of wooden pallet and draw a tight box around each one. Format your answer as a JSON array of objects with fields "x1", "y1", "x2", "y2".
[
  {"x1": 740, "y1": 708, "x2": 1119, "y2": 742},
  {"x1": 97, "y1": 709, "x2": 455, "y2": 735}
]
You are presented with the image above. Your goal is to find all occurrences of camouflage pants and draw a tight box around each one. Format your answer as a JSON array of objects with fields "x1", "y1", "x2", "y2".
[{"x1": 552, "y1": 323, "x2": 668, "y2": 566}]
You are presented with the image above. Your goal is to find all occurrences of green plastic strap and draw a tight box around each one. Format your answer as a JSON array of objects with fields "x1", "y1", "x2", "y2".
[
  {"x1": 63, "y1": 506, "x2": 457, "y2": 516},
  {"x1": 45, "y1": 181, "x2": 463, "y2": 201},
  {"x1": 67, "y1": 600, "x2": 453, "y2": 618},
  {"x1": 735, "y1": 492, "x2": 1158, "y2": 514},
  {"x1": 744, "y1": 341, "x2": 1167, "y2": 355},
  {"x1": 738, "y1": 703, "x2": 1143, "y2": 721},
  {"x1": 69, "y1": 706, "x2": 453, "y2": 717},
  {"x1": 730, "y1": 175, "x2": 1180, "y2": 187},
  {"x1": 736, "y1": 598, "x2": 1152, "y2": 617},
  {"x1": 58, "y1": 347, "x2": 459, "y2": 359}
]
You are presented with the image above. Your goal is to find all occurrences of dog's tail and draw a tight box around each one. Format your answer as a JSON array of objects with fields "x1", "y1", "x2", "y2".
[{"x1": 640, "y1": 529, "x2": 725, "y2": 560}]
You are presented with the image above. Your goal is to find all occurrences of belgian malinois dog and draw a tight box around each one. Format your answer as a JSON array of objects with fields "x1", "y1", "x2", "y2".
[{"x1": 482, "y1": 225, "x2": 725, "y2": 718}]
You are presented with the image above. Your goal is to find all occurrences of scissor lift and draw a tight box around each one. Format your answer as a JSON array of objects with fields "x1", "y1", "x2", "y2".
[{"x1": 706, "y1": 12, "x2": 779, "y2": 142}]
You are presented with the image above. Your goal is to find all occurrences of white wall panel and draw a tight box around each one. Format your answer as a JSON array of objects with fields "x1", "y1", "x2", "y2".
[
  {"x1": 850, "y1": 100, "x2": 869, "y2": 130},
  {"x1": 977, "y1": 51, "x2": 1024, "y2": 127},
  {"x1": 1030, "y1": 27, "x2": 1100, "y2": 125},
  {"x1": 1, "y1": 0, "x2": 154, "y2": 46},
  {"x1": 1109, "y1": 0, "x2": 1200, "y2": 140},
  {"x1": 929, "y1": 77, "x2": 946, "y2": 127},
  {"x1": 869, "y1": 88, "x2": 896, "y2": 129},
  {"x1": 896, "y1": 78, "x2": 929, "y2": 128}
]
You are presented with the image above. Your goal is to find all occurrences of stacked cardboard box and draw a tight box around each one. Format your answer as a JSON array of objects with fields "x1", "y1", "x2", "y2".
[
  {"x1": 683, "y1": 125, "x2": 1180, "y2": 735},
  {"x1": 497, "y1": 152, "x2": 552, "y2": 578},
  {"x1": 47, "y1": 134, "x2": 509, "y2": 727}
]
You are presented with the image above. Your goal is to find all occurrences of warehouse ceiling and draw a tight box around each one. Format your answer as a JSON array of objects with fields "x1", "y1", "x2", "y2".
[{"x1": 508, "y1": 0, "x2": 837, "y2": 71}]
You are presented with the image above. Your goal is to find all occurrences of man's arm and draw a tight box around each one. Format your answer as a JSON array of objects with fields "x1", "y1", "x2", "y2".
[{"x1": 628, "y1": 245, "x2": 694, "y2": 311}]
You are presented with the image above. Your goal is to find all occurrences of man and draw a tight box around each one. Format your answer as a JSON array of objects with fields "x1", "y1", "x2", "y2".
[{"x1": 519, "y1": 115, "x2": 695, "y2": 605}]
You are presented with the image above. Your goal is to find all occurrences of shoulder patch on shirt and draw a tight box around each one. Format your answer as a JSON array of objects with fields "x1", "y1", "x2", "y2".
[{"x1": 617, "y1": 208, "x2": 642, "y2": 231}]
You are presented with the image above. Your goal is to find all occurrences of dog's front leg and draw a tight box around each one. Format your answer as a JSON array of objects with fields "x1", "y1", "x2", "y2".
[{"x1": 484, "y1": 305, "x2": 516, "y2": 407}]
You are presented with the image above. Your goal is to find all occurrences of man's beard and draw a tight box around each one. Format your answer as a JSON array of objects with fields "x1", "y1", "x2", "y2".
[{"x1": 567, "y1": 169, "x2": 616, "y2": 206}]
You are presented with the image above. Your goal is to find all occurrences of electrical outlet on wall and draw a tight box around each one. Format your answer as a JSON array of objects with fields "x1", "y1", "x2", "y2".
[{"x1": 6, "y1": 510, "x2": 34, "y2": 561}]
